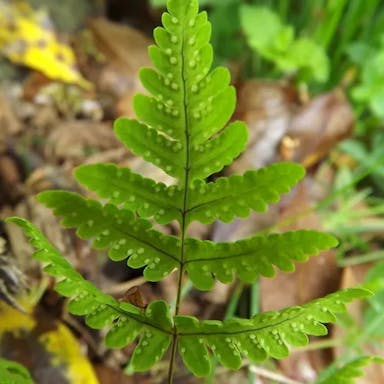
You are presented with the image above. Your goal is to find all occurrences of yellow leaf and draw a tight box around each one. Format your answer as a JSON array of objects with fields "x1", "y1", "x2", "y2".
[
  {"x1": 0, "y1": 300, "x2": 99, "y2": 384},
  {"x1": 0, "y1": 1, "x2": 91, "y2": 89}
]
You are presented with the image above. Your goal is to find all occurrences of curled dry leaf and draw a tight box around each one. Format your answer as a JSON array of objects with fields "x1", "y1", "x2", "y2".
[
  {"x1": 0, "y1": 151, "x2": 23, "y2": 207},
  {"x1": 25, "y1": 164, "x2": 76, "y2": 194},
  {"x1": 232, "y1": 80, "x2": 354, "y2": 172},
  {"x1": 88, "y1": 18, "x2": 151, "y2": 76},
  {"x1": 0, "y1": 93, "x2": 21, "y2": 144},
  {"x1": 85, "y1": 18, "x2": 151, "y2": 116},
  {"x1": 281, "y1": 89, "x2": 354, "y2": 167},
  {"x1": 261, "y1": 167, "x2": 340, "y2": 312},
  {"x1": 45, "y1": 120, "x2": 120, "y2": 164},
  {"x1": 231, "y1": 79, "x2": 296, "y2": 171},
  {"x1": 94, "y1": 364, "x2": 146, "y2": 384},
  {"x1": 260, "y1": 168, "x2": 341, "y2": 383}
]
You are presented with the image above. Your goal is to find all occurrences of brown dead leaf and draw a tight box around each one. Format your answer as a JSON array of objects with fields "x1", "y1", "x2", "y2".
[
  {"x1": 22, "y1": 71, "x2": 52, "y2": 101},
  {"x1": 25, "y1": 165, "x2": 76, "y2": 195},
  {"x1": 258, "y1": 169, "x2": 340, "y2": 382},
  {"x1": 85, "y1": 18, "x2": 151, "y2": 116},
  {"x1": 94, "y1": 365, "x2": 148, "y2": 384},
  {"x1": 88, "y1": 18, "x2": 151, "y2": 76},
  {"x1": 281, "y1": 89, "x2": 354, "y2": 167},
  {"x1": 45, "y1": 120, "x2": 119, "y2": 164},
  {"x1": 0, "y1": 93, "x2": 21, "y2": 145},
  {"x1": 261, "y1": 172, "x2": 340, "y2": 312},
  {"x1": 232, "y1": 81, "x2": 353, "y2": 172},
  {"x1": 0, "y1": 152, "x2": 23, "y2": 207},
  {"x1": 231, "y1": 80, "x2": 296, "y2": 172}
]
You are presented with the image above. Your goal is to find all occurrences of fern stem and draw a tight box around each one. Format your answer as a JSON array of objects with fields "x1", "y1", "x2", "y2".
[
  {"x1": 167, "y1": 333, "x2": 178, "y2": 384},
  {"x1": 168, "y1": 8, "x2": 191, "y2": 382}
]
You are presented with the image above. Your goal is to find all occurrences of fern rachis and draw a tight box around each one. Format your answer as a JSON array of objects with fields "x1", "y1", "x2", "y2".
[{"x1": 7, "y1": 0, "x2": 373, "y2": 383}]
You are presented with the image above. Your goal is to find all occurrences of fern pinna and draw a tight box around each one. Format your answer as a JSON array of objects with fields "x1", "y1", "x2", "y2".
[{"x1": 8, "y1": 0, "x2": 371, "y2": 382}]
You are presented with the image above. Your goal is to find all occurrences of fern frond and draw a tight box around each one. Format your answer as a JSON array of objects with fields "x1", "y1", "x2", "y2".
[
  {"x1": 0, "y1": 358, "x2": 34, "y2": 384},
  {"x1": 185, "y1": 230, "x2": 338, "y2": 290},
  {"x1": 186, "y1": 162, "x2": 305, "y2": 224},
  {"x1": 6, "y1": 218, "x2": 173, "y2": 372},
  {"x1": 37, "y1": 191, "x2": 180, "y2": 280},
  {"x1": 316, "y1": 356, "x2": 384, "y2": 384},
  {"x1": 174, "y1": 288, "x2": 371, "y2": 376},
  {"x1": 75, "y1": 163, "x2": 182, "y2": 224}
]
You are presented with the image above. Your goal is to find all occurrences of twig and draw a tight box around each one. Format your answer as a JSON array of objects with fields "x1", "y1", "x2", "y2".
[
  {"x1": 248, "y1": 365, "x2": 304, "y2": 384},
  {"x1": 103, "y1": 276, "x2": 147, "y2": 295}
]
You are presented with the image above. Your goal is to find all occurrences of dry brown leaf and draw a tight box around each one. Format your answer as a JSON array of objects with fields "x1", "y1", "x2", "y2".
[
  {"x1": 232, "y1": 81, "x2": 353, "y2": 172},
  {"x1": 25, "y1": 165, "x2": 76, "y2": 195},
  {"x1": 0, "y1": 93, "x2": 21, "y2": 145},
  {"x1": 231, "y1": 80, "x2": 296, "y2": 172},
  {"x1": 261, "y1": 173, "x2": 340, "y2": 312},
  {"x1": 258, "y1": 170, "x2": 340, "y2": 382},
  {"x1": 94, "y1": 365, "x2": 147, "y2": 384},
  {"x1": 44, "y1": 120, "x2": 119, "y2": 163},
  {"x1": 0, "y1": 152, "x2": 23, "y2": 207},
  {"x1": 281, "y1": 89, "x2": 354, "y2": 167},
  {"x1": 88, "y1": 18, "x2": 151, "y2": 76},
  {"x1": 85, "y1": 18, "x2": 151, "y2": 115},
  {"x1": 22, "y1": 71, "x2": 52, "y2": 101}
]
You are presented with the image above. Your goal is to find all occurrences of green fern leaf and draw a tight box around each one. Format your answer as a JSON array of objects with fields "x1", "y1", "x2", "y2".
[
  {"x1": 37, "y1": 191, "x2": 180, "y2": 280},
  {"x1": 75, "y1": 163, "x2": 182, "y2": 224},
  {"x1": 0, "y1": 358, "x2": 34, "y2": 384},
  {"x1": 316, "y1": 356, "x2": 384, "y2": 384},
  {"x1": 185, "y1": 162, "x2": 305, "y2": 224},
  {"x1": 185, "y1": 230, "x2": 338, "y2": 290},
  {"x1": 6, "y1": 218, "x2": 173, "y2": 372},
  {"x1": 175, "y1": 288, "x2": 371, "y2": 376}
]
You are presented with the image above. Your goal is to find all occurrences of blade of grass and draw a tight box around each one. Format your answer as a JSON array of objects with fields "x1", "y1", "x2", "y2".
[
  {"x1": 313, "y1": 0, "x2": 348, "y2": 50},
  {"x1": 338, "y1": 251, "x2": 384, "y2": 267},
  {"x1": 205, "y1": 282, "x2": 244, "y2": 384},
  {"x1": 248, "y1": 280, "x2": 260, "y2": 384}
]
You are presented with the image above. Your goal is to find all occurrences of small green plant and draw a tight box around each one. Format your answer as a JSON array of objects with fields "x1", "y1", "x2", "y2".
[
  {"x1": 240, "y1": 4, "x2": 329, "y2": 83},
  {"x1": 0, "y1": 358, "x2": 34, "y2": 384},
  {"x1": 8, "y1": 1, "x2": 372, "y2": 382},
  {"x1": 316, "y1": 356, "x2": 384, "y2": 384}
]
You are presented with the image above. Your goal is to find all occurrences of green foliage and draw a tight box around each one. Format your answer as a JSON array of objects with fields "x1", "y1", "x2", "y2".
[
  {"x1": 316, "y1": 356, "x2": 384, "y2": 384},
  {"x1": 350, "y1": 36, "x2": 384, "y2": 119},
  {"x1": 240, "y1": 5, "x2": 329, "y2": 82},
  {"x1": 339, "y1": 134, "x2": 384, "y2": 193},
  {"x1": 0, "y1": 358, "x2": 34, "y2": 384},
  {"x1": 5, "y1": 218, "x2": 370, "y2": 378},
  {"x1": 361, "y1": 260, "x2": 384, "y2": 338},
  {"x1": 7, "y1": 0, "x2": 373, "y2": 381}
]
